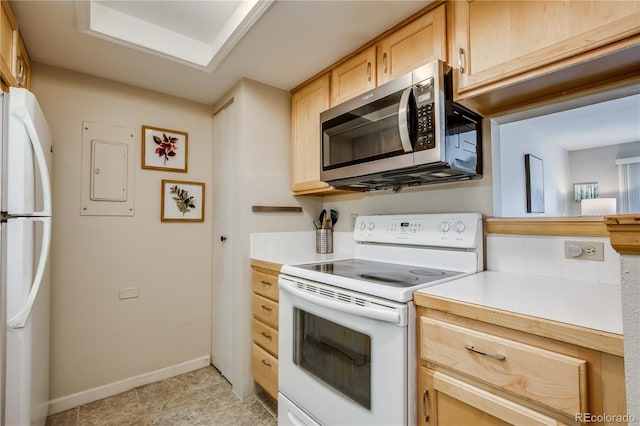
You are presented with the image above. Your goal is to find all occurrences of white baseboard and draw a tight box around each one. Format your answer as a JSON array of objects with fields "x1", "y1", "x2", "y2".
[{"x1": 47, "y1": 355, "x2": 210, "y2": 415}]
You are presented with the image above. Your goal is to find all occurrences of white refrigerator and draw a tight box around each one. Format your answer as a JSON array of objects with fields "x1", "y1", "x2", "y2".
[{"x1": 0, "y1": 87, "x2": 52, "y2": 426}]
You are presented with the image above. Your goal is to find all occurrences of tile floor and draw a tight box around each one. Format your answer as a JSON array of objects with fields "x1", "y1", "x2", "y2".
[{"x1": 45, "y1": 366, "x2": 277, "y2": 426}]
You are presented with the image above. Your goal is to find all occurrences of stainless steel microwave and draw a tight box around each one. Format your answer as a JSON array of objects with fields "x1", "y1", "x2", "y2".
[{"x1": 320, "y1": 60, "x2": 483, "y2": 191}]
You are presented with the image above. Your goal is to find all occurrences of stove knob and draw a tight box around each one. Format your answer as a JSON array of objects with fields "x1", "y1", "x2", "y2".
[
  {"x1": 359, "y1": 222, "x2": 366, "y2": 231},
  {"x1": 455, "y1": 221, "x2": 466, "y2": 233},
  {"x1": 440, "y1": 222, "x2": 450, "y2": 232},
  {"x1": 368, "y1": 222, "x2": 375, "y2": 231}
]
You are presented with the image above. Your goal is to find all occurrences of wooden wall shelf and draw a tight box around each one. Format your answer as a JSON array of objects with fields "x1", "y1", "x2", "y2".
[{"x1": 486, "y1": 217, "x2": 608, "y2": 237}]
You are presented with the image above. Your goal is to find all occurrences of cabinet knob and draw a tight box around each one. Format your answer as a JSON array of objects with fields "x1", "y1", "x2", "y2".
[{"x1": 220, "y1": 236, "x2": 227, "y2": 242}]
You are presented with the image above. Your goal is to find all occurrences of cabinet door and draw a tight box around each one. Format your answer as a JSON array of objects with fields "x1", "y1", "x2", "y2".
[
  {"x1": 377, "y1": 4, "x2": 446, "y2": 85},
  {"x1": 330, "y1": 46, "x2": 376, "y2": 106},
  {"x1": 1, "y1": 0, "x2": 18, "y2": 88},
  {"x1": 453, "y1": 0, "x2": 640, "y2": 95},
  {"x1": 252, "y1": 343, "x2": 278, "y2": 400},
  {"x1": 290, "y1": 73, "x2": 332, "y2": 194},
  {"x1": 418, "y1": 367, "x2": 562, "y2": 426}
]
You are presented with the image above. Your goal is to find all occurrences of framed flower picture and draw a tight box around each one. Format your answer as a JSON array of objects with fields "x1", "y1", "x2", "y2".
[
  {"x1": 161, "y1": 180, "x2": 205, "y2": 222},
  {"x1": 142, "y1": 125, "x2": 188, "y2": 172}
]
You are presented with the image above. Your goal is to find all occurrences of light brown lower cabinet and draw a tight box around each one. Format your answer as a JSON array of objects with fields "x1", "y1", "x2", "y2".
[
  {"x1": 416, "y1": 302, "x2": 626, "y2": 426},
  {"x1": 252, "y1": 343, "x2": 278, "y2": 400},
  {"x1": 418, "y1": 367, "x2": 563, "y2": 426},
  {"x1": 250, "y1": 259, "x2": 281, "y2": 400}
]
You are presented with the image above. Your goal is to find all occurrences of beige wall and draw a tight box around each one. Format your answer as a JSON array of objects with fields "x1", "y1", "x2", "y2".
[{"x1": 30, "y1": 64, "x2": 214, "y2": 399}]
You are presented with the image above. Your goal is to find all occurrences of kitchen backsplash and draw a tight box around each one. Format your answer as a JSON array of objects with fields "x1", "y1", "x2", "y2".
[
  {"x1": 250, "y1": 232, "x2": 620, "y2": 285},
  {"x1": 250, "y1": 231, "x2": 354, "y2": 259},
  {"x1": 487, "y1": 235, "x2": 620, "y2": 285}
]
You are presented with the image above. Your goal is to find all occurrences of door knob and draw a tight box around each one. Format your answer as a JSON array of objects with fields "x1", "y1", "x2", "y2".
[{"x1": 220, "y1": 236, "x2": 227, "y2": 242}]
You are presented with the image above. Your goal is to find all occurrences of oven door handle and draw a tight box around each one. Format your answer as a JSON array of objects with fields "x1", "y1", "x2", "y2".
[{"x1": 280, "y1": 279, "x2": 402, "y2": 324}]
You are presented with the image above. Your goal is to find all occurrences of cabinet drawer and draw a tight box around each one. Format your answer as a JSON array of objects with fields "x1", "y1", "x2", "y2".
[
  {"x1": 253, "y1": 343, "x2": 278, "y2": 399},
  {"x1": 252, "y1": 271, "x2": 279, "y2": 301},
  {"x1": 420, "y1": 317, "x2": 588, "y2": 417},
  {"x1": 253, "y1": 318, "x2": 278, "y2": 357},
  {"x1": 252, "y1": 294, "x2": 279, "y2": 329}
]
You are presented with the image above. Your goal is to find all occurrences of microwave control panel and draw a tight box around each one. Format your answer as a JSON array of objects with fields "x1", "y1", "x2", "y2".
[{"x1": 414, "y1": 77, "x2": 436, "y2": 152}]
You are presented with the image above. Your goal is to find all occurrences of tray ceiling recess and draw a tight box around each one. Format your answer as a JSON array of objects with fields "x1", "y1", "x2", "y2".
[{"x1": 76, "y1": 0, "x2": 273, "y2": 72}]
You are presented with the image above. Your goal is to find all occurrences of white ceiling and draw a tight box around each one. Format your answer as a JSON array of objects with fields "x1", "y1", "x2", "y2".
[{"x1": 10, "y1": 0, "x2": 431, "y2": 105}]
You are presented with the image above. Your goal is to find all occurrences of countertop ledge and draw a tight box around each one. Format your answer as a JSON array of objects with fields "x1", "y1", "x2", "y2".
[{"x1": 414, "y1": 271, "x2": 624, "y2": 357}]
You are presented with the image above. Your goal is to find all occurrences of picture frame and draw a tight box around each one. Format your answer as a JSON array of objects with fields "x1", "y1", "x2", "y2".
[
  {"x1": 142, "y1": 125, "x2": 188, "y2": 172},
  {"x1": 573, "y1": 182, "x2": 599, "y2": 202},
  {"x1": 525, "y1": 154, "x2": 544, "y2": 213},
  {"x1": 161, "y1": 180, "x2": 205, "y2": 222}
]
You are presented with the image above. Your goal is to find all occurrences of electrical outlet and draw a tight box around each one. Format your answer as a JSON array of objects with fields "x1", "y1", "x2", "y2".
[
  {"x1": 350, "y1": 213, "x2": 359, "y2": 230},
  {"x1": 564, "y1": 241, "x2": 604, "y2": 261}
]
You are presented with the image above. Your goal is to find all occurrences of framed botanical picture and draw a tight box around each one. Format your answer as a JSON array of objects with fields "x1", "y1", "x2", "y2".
[
  {"x1": 525, "y1": 154, "x2": 544, "y2": 213},
  {"x1": 142, "y1": 125, "x2": 188, "y2": 172},
  {"x1": 161, "y1": 180, "x2": 205, "y2": 222}
]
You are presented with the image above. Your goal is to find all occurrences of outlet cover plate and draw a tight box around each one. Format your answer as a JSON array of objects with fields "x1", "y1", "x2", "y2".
[{"x1": 564, "y1": 241, "x2": 605, "y2": 261}]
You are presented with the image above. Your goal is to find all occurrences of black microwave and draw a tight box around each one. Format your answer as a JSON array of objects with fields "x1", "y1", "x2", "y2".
[{"x1": 320, "y1": 60, "x2": 483, "y2": 191}]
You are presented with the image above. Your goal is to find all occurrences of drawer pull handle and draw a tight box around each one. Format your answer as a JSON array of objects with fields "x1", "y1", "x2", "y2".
[
  {"x1": 422, "y1": 389, "x2": 429, "y2": 422},
  {"x1": 465, "y1": 344, "x2": 505, "y2": 361},
  {"x1": 261, "y1": 359, "x2": 271, "y2": 367},
  {"x1": 261, "y1": 280, "x2": 272, "y2": 286},
  {"x1": 261, "y1": 305, "x2": 272, "y2": 312},
  {"x1": 261, "y1": 331, "x2": 272, "y2": 340}
]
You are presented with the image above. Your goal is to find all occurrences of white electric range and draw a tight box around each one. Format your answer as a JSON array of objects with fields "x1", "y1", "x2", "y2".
[{"x1": 277, "y1": 213, "x2": 483, "y2": 426}]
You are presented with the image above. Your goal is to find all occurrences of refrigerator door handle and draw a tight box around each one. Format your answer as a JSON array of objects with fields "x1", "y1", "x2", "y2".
[
  {"x1": 10, "y1": 106, "x2": 52, "y2": 217},
  {"x1": 8, "y1": 216, "x2": 51, "y2": 329}
]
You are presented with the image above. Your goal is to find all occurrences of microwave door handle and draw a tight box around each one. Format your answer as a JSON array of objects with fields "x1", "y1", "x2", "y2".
[{"x1": 398, "y1": 87, "x2": 413, "y2": 153}]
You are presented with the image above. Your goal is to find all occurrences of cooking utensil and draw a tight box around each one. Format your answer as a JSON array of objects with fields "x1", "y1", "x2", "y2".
[
  {"x1": 319, "y1": 210, "x2": 327, "y2": 228},
  {"x1": 330, "y1": 209, "x2": 338, "y2": 227}
]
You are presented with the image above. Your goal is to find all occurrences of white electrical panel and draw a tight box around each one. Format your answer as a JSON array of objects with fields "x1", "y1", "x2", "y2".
[
  {"x1": 81, "y1": 122, "x2": 135, "y2": 216},
  {"x1": 90, "y1": 140, "x2": 128, "y2": 201}
]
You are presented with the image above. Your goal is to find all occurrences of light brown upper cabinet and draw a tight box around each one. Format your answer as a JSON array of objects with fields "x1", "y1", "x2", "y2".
[
  {"x1": 377, "y1": 4, "x2": 447, "y2": 85},
  {"x1": 452, "y1": 0, "x2": 640, "y2": 112},
  {"x1": 1, "y1": 0, "x2": 18, "y2": 90},
  {"x1": 290, "y1": 73, "x2": 332, "y2": 194},
  {"x1": 330, "y1": 46, "x2": 376, "y2": 107},
  {"x1": 1, "y1": 0, "x2": 31, "y2": 91}
]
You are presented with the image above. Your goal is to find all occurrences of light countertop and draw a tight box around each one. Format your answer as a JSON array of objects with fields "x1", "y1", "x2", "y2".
[{"x1": 415, "y1": 271, "x2": 623, "y2": 335}]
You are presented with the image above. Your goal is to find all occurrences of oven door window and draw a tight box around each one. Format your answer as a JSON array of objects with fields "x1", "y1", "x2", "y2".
[
  {"x1": 293, "y1": 308, "x2": 371, "y2": 410},
  {"x1": 322, "y1": 89, "x2": 416, "y2": 170}
]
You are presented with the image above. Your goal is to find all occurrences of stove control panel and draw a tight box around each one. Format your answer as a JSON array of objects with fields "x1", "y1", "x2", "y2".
[{"x1": 354, "y1": 213, "x2": 482, "y2": 249}]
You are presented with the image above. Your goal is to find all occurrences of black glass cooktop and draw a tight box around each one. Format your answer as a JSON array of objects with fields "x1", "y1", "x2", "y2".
[{"x1": 295, "y1": 259, "x2": 462, "y2": 288}]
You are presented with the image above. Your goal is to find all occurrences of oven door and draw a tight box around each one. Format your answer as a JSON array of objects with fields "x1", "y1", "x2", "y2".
[
  {"x1": 320, "y1": 75, "x2": 416, "y2": 184},
  {"x1": 278, "y1": 275, "x2": 408, "y2": 426}
]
